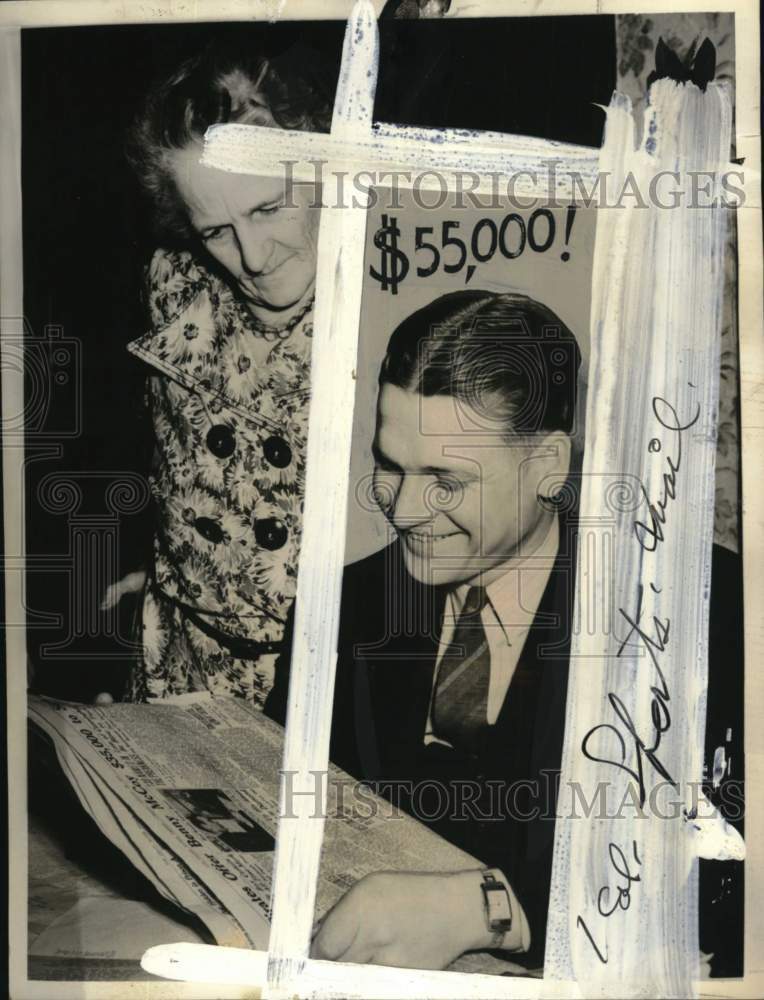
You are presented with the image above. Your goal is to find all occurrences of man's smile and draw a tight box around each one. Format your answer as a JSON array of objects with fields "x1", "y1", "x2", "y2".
[{"x1": 402, "y1": 527, "x2": 463, "y2": 547}]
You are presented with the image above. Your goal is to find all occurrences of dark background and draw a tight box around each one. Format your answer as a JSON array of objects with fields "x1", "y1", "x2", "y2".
[{"x1": 20, "y1": 14, "x2": 616, "y2": 702}]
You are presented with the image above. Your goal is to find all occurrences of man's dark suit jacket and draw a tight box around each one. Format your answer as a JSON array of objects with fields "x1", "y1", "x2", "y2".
[{"x1": 266, "y1": 517, "x2": 743, "y2": 974}]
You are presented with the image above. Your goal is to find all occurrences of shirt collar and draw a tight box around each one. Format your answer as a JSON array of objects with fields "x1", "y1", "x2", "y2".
[{"x1": 452, "y1": 516, "x2": 560, "y2": 644}]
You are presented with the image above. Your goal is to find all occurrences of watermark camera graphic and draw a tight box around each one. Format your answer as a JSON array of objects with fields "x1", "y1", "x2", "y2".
[{"x1": 1, "y1": 317, "x2": 83, "y2": 439}]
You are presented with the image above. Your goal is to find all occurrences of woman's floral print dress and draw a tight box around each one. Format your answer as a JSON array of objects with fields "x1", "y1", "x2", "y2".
[{"x1": 125, "y1": 248, "x2": 312, "y2": 705}]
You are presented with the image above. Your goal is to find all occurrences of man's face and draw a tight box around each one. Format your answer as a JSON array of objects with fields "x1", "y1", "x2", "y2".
[
  {"x1": 372, "y1": 384, "x2": 564, "y2": 587},
  {"x1": 169, "y1": 144, "x2": 318, "y2": 318}
]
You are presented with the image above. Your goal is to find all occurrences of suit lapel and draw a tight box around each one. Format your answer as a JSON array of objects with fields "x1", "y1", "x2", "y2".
[
  {"x1": 487, "y1": 515, "x2": 576, "y2": 777},
  {"x1": 354, "y1": 542, "x2": 446, "y2": 777}
]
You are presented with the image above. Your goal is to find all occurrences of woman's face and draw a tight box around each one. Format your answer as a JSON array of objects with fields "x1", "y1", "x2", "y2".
[{"x1": 169, "y1": 144, "x2": 319, "y2": 318}]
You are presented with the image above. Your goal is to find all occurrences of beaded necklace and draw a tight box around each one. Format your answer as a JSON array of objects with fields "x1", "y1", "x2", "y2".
[{"x1": 246, "y1": 292, "x2": 315, "y2": 342}]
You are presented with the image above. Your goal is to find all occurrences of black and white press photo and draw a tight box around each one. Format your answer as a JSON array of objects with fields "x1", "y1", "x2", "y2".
[{"x1": 2, "y1": 2, "x2": 759, "y2": 998}]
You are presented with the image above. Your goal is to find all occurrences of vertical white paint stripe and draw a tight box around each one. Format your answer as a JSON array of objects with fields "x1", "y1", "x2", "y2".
[
  {"x1": 263, "y1": 3, "x2": 378, "y2": 996},
  {"x1": 546, "y1": 81, "x2": 733, "y2": 997}
]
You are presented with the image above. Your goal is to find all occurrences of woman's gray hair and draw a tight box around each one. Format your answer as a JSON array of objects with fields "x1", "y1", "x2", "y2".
[{"x1": 127, "y1": 38, "x2": 334, "y2": 242}]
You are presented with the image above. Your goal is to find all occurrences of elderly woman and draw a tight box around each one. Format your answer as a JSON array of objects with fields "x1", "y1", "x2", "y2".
[{"x1": 104, "y1": 40, "x2": 334, "y2": 705}]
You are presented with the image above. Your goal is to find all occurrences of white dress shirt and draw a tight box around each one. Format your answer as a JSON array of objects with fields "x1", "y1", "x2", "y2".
[{"x1": 425, "y1": 516, "x2": 560, "y2": 744}]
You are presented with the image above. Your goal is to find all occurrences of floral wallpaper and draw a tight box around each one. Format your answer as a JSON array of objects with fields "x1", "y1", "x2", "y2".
[{"x1": 616, "y1": 13, "x2": 739, "y2": 552}]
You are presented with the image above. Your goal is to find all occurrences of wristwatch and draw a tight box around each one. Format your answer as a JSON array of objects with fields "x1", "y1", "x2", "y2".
[{"x1": 480, "y1": 869, "x2": 513, "y2": 948}]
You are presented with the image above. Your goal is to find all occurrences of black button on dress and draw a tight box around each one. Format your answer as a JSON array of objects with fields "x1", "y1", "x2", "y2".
[
  {"x1": 194, "y1": 517, "x2": 225, "y2": 544},
  {"x1": 254, "y1": 517, "x2": 289, "y2": 550},
  {"x1": 206, "y1": 424, "x2": 236, "y2": 459},
  {"x1": 262, "y1": 435, "x2": 292, "y2": 468}
]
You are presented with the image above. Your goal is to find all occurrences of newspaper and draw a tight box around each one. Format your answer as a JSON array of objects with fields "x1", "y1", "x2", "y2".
[{"x1": 28, "y1": 693, "x2": 480, "y2": 951}]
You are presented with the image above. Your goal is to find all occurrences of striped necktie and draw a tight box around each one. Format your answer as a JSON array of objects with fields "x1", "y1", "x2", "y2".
[{"x1": 431, "y1": 585, "x2": 490, "y2": 755}]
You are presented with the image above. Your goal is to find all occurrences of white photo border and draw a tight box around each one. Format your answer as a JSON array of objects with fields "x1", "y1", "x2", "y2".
[{"x1": 3, "y1": 3, "x2": 761, "y2": 999}]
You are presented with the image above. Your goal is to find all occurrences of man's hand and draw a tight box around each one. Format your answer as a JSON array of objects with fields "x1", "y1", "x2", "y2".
[{"x1": 311, "y1": 869, "x2": 515, "y2": 969}]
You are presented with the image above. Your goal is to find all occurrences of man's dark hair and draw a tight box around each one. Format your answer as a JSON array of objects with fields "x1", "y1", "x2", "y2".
[{"x1": 379, "y1": 290, "x2": 581, "y2": 437}]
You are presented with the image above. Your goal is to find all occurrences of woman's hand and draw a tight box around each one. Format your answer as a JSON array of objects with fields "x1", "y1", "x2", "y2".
[
  {"x1": 100, "y1": 570, "x2": 147, "y2": 611},
  {"x1": 310, "y1": 869, "x2": 507, "y2": 969},
  {"x1": 96, "y1": 569, "x2": 147, "y2": 704}
]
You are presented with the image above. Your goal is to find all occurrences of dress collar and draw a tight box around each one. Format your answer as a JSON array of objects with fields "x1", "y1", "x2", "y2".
[{"x1": 127, "y1": 251, "x2": 313, "y2": 433}]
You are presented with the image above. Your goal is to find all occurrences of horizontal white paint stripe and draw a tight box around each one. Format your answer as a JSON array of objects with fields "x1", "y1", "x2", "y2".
[
  {"x1": 0, "y1": 0, "x2": 606, "y2": 29},
  {"x1": 143, "y1": 942, "x2": 577, "y2": 997},
  {"x1": 202, "y1": 121, "x2": 601, "y2": 201},
  {"x1": 141, "y1": 941, "x2": 754, "y2": 998}
]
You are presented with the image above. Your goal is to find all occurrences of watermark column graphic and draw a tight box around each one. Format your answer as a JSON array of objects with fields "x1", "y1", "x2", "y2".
[
  {"x1": 1, "y1": 316, "x2": 149, "y2": 655},
  {"x1": 35, "y1": 471, "x2": 149, "y2": 658}
]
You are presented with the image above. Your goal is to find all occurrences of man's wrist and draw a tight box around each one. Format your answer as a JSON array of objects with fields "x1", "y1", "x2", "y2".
[
  {"x1": 449, "y1": 869, "x2": 530, "y2": 954},
  {"x1": 480, "y1": 868, "x2": 513, "y2": 947}
]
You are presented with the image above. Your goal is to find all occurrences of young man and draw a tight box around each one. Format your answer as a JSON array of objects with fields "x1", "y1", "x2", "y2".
[
  {"x1": 270, "y1": 290, "x2": 580, "y2": 967},
  {"x1": 267, "y1": 290, "x2": 742, "y2": 972}
]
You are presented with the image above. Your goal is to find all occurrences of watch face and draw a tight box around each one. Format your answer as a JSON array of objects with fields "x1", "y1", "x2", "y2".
[{"x1": 482, "y1": 875, "x2": 513, "y2": 931}]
